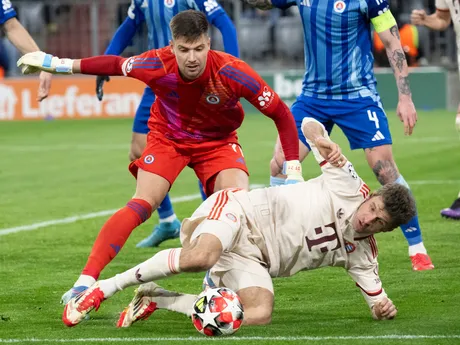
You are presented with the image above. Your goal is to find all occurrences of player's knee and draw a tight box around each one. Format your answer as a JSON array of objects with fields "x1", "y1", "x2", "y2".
[
  {"x1": 270, "y1": 157, "x2": 283, "y2": 177},
  {"x1": 129, "y1": 150, "x2": 139, "y2": 162},
  {"x1": 180, "y1": 247, "x2": 220, "y2": 272},
  {"x1": 130, "y1": 133, "x2": 147, "y2": 162},
  {"x1": 244, "y1": 307, "x2": 272, "y2": 325},
  {"x1": 129, "y1": 145, "x2": 143, "y2": 162}
]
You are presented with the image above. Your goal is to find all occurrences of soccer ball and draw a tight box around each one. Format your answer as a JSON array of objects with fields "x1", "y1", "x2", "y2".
[{"x1": 191, "y1": 287, "x2": 244, "y2": 336}]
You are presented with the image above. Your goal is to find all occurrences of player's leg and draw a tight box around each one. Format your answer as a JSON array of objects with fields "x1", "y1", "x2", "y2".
[
  {"x1": 270, "y1": 95, "x2": 330, "y2": 186},
  {"x1": 61, "y1": 134, "x2": 188, "y2": 304},
  {"x1": 334, "y1": 96, "x2": 433, "y2": 270},
  {"x1": 440, "y1": 190, "x2": 460, "y2": 220},
  {"x1": 131, "y1": 87, "x2": 181, "y2": 247},
  {"x1": 191, "y1": 141, "x2": 249, "y2": 197},
  {"x1": 118, "y1": 250, "x2": 274, "y2": 327},
  {"x1": 63, "y1": 190, "x2": 244, "y2": 326}
]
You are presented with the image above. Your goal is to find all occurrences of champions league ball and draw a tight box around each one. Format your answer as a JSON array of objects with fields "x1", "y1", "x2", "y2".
[{"x1": 191, "y1": 287, "x2": 244, "y2": 336}]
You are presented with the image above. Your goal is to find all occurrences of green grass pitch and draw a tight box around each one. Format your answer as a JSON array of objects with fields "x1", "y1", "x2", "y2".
[{"x1": 0, "y1": 110, "x2": 459, "y2": 345}]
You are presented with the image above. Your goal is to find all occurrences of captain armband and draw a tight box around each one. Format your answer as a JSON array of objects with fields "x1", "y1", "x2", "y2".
[{"x1": 371, "y1": 10, "x2": 397, "y2": 33}]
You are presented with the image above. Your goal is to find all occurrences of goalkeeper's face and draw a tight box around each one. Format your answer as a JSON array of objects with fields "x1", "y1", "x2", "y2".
[
  {"x1": 171, "y1": 34, "x2": 211, "y2": 81},
  {"x1": 352, "y1": 196, "x2": 391, "y2": 235}
]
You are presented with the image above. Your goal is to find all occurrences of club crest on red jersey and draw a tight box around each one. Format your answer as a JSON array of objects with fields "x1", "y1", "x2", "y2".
[
  {"x1": 206, "y1": 94, "x2": 220, "y2": 104},
  {"x1": 333, "y1": 1, "x2": 346, "y2": 13}
]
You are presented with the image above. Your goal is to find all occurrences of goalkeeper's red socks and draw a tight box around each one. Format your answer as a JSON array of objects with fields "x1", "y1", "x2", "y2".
[{"x1": 81, "y1": 199, "x2": 152, "y2": 280}]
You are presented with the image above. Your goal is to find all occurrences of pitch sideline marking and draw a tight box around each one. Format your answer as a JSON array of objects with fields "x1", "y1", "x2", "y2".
[
  {"x1": 0, "y1": 184, "x2": 265, "y2": 237},
  {"x1": 0, "y1": 335, "x2": 459, "y2": 343}
]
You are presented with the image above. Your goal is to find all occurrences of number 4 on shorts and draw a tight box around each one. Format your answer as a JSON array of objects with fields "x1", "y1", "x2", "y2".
[{"x1": 367, "y1": 109, "x2": 380, "y2": 129}]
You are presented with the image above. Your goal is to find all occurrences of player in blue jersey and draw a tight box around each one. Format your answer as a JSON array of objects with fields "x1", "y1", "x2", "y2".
[
  {"x1": 244, "y1": 0, "x2": 434, "y2": 271},
  {"x1": 95, "y1": 0, "x2": 239, "y2": 249},
  {"x1": 1, "y1": 0, "x2": 51, "y2": 101}
]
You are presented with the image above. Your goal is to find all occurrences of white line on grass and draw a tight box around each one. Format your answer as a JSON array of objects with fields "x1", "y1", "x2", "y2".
[
  {"x1": 0, "y1": 180, "x2": 458, "y2": 237},
  {"x1": 0, "y1": 335, "x2": 459, "y2": 343},
  {"x1": 0, "y1": 144, "x2": 129, "y2": 152},
  {"x1": 408, "y1": 180, "x2": 460, "y2": 185},
  {"x1": 0, "y1": 184, "x2": 265, "y2": 237}
]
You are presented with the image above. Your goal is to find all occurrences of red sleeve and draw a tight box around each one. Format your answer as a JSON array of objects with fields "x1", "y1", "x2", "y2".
[
  {"x1": 220, "y1": 60, "x2": 299, "y2": 161},
  {"x1": 80, "y1": 50, "x2": 161, "y2": 86},
  {"x1": 80, "y1": 55, "x2": 124, "y2": 76}
]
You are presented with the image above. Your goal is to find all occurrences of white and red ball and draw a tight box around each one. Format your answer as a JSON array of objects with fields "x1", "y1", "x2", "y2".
[{"x1": 191, "y1": 287, "x2": 244, "y2": 336}]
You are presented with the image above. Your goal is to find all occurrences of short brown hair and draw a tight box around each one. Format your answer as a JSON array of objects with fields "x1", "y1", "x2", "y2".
[
  {"x1": 373, "y1": 183, "x2": 417, "y2": 230},
  {"x1": 170, "y1": 10, "x2": 209, "y2": 42}
]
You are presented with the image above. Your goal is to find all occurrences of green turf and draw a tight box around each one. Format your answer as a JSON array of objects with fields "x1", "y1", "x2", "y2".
[{"x1": 0, "y1": 111, "x2": 459, "y2": 345}]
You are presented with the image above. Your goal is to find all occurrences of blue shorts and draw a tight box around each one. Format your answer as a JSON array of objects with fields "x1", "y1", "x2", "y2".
[
  {"x1": 132, "y1": 87, "x2": 156, "y2": 134},
  {"x1": 291, "y1": 94, "x2": 393, "y2": 150}
]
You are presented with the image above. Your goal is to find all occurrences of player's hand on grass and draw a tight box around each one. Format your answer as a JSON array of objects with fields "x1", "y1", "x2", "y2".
[
  {"x1": 96, "y1": 75, "x2": 110, "y2": 101},
  {"x1": 397, "y1": 98, "x2": 417, "y2": 136},
  {"x1": 17, "y1": 51, "x2": 73, "y2": 75},
  {"x1": 283, "y1": 160, "x2": 304, "y2": 184},
  {"x1": 37, "y1": 71, "x2": 52, "y2": 102},
  {"x1": 314, "y1": 137, "x2": 346, "y2": 168},
  {"x1": 372, "y1": 297, "x2": 397, "y2": 320},
  {"x1": 410, "y1": 9, "x2": 427, "y2": 26}
]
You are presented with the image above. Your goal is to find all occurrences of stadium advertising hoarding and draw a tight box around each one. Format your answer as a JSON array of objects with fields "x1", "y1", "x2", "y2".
[
  {"x1": 0, "y1": 76, "x2": 144, "y2": 121},
  {"x1": 0, "y1": 68, "x2": 447, "y2": 121}
]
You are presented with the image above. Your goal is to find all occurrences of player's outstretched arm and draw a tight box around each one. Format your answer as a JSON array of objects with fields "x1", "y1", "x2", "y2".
[
  {"x1": 301, "y1": 118, "x2": 344, "y2": 167},
  {"x1": 242, "y1": 0, "x2": 273, "y2": 10},
  {"x1": 3, "y1": 18, "x2": 52, "y2": 101},
  {"x1": 374, "y1": 12, "x2": 417, "y2": 136},
  {"x1": 228, "y1": 60, "x2": 302, "y2": 183},
  {"x1": 411, "y1": 9, "x2": 451, "y2": 31}
]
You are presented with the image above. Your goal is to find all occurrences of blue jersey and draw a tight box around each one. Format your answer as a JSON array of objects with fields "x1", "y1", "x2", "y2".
[
  {"x1": 272, "y1": 0, "x2": 391, "y2": 100},
  {"x1": 0, "y1": 0, "x2": 17, "y2": 25},
  {"x1": 128, "y1": 0, "x2": 231, "y2": 50}
]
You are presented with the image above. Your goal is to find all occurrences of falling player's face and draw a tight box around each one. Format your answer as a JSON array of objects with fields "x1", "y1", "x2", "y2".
[
  {"x1": 171, "y1": 34, "x2": 211, "y2": 81},
  {"x1": 352, "y1": 196, "x2": 392, "y2": 235}
]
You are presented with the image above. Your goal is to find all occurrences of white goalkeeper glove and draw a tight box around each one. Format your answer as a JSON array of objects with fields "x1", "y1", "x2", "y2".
[
  {"x1": 283, "y1": 160, "x2": 303, "y2": 184},
  {"x1": 17, "y1": 51, "x2": 74, "y2": 75}
]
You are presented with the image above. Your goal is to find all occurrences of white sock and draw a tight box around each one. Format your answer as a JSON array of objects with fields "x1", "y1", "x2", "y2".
[
  {"x1": 98, "y1": 248, "x2": 182, "y2": 299},
  {"x1": 409, "y1": 242, "x2": 427, "y2": 256},
  {"x1": 155, "y1": 292, "x2": 197, "y2": 317},
  {"x1": 73, "y1": 275, "x2": 96, "y2": 288},
  {"x1": 159, "y1": 214, "x2": 178, "y2": 224}
]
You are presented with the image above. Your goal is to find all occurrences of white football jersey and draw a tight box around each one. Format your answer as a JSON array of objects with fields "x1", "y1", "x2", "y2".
[{"x1": 233, "y1": 119, "x2": 386, "y2": 307}]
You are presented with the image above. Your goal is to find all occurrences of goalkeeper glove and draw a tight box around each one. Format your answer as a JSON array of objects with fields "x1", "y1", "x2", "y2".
[
  {"x1": 17, "y1": 52, "x2": 73, "y2": 75},
  {"x1": 283, "y1": 160, "x2": 303, "y2": 184},
  {"x1": 96, "y1": 75, "x2": 110, "y2": 101}
]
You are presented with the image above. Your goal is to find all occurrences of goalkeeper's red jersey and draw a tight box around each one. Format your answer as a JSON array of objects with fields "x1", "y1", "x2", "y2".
[{"x1": 80, "y1": 47, "x2": 299, "y2": 160}]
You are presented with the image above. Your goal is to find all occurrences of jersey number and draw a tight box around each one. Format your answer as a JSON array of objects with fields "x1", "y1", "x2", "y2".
[
  {"x1": 305, "y1": 222, "x2": 341, "y2": 253},
  {"x1": 367, "y1": 110, "x2": 380, "y2": 129}
]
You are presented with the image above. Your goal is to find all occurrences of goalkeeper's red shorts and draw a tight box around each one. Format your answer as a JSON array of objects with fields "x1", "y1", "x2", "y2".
[{"x1": 129, "y1": 131, "x2": 249, "y2": 197}]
